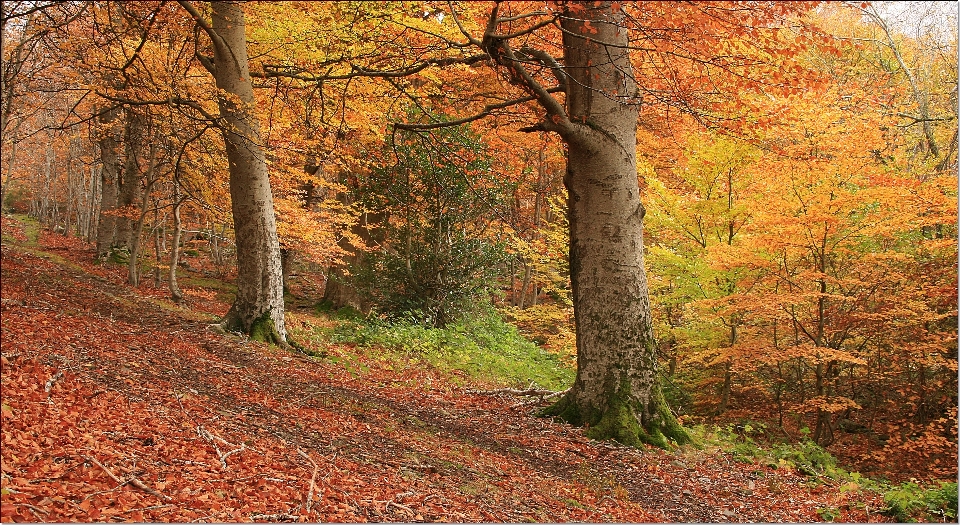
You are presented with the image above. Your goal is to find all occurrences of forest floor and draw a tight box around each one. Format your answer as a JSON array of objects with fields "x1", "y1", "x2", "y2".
[{"x1": 1, "y1": 215, "x2": 897, "y2": 522}]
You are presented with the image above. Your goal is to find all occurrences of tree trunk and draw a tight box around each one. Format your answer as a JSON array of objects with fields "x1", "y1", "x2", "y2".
[
  {"x1": 322, "y1": 209, "x2": 385, "y2": 312},
  {"x1": 117, "y1": 107, "x2": 146, "y2": 250},
  {"x1": 127, "y1": 144, "x2": 156, "y2": 286},
  {"x1": 208, "y1": 0, "x2": 286, "y2": 343},
  {"x1": 96, "y1": 106, "x2": 121, "y2": 259},
  {"x1": 169, "y1": 177, "x2": 184, "y2": 303},
  {"x1": 541, "y1": 2, "x2": 689, "y2": 447}
]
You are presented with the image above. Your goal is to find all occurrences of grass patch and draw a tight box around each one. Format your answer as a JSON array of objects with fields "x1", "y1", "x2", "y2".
[
  {"x1": 690, "y1": 423, "x2": 958, "y2": 522},
  {"x1": 1, "y1": 214, "x2": 41, "y2": 246},
  {"x1": 320, "y1": 307, "x2": 574, "y2": 391},
  {"x1": 882, "y1": 480, "x2": 958, "y2": 523}
]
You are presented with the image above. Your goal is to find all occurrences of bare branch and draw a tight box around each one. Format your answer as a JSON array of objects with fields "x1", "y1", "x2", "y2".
[{"x1": 393, "y1": 87, "x2": 563, "y2": 131}]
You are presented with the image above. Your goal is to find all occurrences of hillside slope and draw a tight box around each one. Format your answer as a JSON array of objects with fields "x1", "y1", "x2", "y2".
[{"x1": 1, "y1": 217, "x2": 891, "y2": 522}]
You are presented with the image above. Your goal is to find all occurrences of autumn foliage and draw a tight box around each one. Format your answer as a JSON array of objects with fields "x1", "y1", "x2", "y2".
[{"x1": 1, "y1": 0, "x2": 957, "y2": 519}]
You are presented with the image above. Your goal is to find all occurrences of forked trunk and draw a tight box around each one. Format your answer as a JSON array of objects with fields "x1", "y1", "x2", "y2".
[{"x1": 541, "y1": 1, "x2": 688, "y2": 447}]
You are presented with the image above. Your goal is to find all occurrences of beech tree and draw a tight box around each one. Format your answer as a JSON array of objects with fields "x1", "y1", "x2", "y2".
[
  {"x1": 179, "y1": 0, "x2": 287, "y2": 343},
  {"x1": 515, "y1": 2, "x2": 688, "y2": 446},
  {"x1": 247, "y1": 0, "x2": 820, "y2": 446}
]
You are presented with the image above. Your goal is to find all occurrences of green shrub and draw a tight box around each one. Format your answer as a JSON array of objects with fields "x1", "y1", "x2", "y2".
[
  {"x1": 770, "y1": 439, "x2": 842, "y2": 479},
  {"x1": 352, "y1": 116, "x2": 513, "y2": 328},
  {"x1": 816, "y1": 506, "x2": 841, "y2": 522},
  {"x1": 883, "y1": 481, "x2": 958, "y2": 522}
]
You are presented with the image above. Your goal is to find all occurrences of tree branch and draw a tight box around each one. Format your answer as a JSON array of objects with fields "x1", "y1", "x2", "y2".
[{"x1": 393, "y1": 87, "x2": 564, "y2": 131}]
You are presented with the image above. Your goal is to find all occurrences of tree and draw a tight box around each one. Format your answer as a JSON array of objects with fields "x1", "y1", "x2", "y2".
[
  {"x1": 513, "y1": 2, "x2": 683, "y2": 446},
  {"x1": 247, "y1": 0, "x2": 821, "y2": 447},
  {"x1": 356, "y1": 120, "x2": 510, "y2": 327},
  {"x1": 179, "y1": 0, "x2": 287, "y2": 344}
]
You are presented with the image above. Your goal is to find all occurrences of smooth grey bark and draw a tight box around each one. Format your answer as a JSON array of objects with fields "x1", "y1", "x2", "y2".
[
  {"x1": 169, "y1": 176, "x2": 185, "y2": 302},
  {"x1": 206, "y1": 0, "x2": 286, "y2": 342},
  {"x1": 523, "y1": 2, "x2": 688, "y2": 447}
]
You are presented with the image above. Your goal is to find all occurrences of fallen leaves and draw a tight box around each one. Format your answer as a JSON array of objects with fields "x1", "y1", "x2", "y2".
[{"x1": 0, "y1": 231, "x2": 894, "y2": 522}]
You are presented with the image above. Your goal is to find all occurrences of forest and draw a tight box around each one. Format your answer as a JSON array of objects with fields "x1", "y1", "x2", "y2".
[{"x1": 1, "y1": 0, "x2": 957, "y2": 522}]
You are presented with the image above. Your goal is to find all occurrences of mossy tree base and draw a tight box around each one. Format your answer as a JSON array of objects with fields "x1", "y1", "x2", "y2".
[
  {"x1": 220, "y1": 308, "x2": 324, "y2": 357},
  {"x1": 221, "y1": 308, "x2": 287, "y2": 347},
  {"x1": 540, "y1": 381, "x2": 691, "y2": 449}
]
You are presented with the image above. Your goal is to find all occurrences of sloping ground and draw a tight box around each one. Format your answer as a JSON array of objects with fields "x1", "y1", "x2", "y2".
[{"x1": 1, "y1": 219, "x2": 891, "y2": 522}]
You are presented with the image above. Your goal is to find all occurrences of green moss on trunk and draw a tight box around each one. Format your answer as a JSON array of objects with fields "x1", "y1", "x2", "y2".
[
  {"x1": 249, "y1": 311, "x2": 285, "y2": 346},
  {"x1": 221, "y1": 307, "x2": 289, "y2": 349},
  {"x1": 541, "y1": 379, "x2": 691, "y2": 449}
]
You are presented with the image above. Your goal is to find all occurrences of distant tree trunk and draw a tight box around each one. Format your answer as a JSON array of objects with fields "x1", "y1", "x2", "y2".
[
  {"x1": 117, "y1": 107, "x2": 146, "y2": 250},
  {"x1": 127, "y1": 143, "x2": 156, "y2": 286},
  {"x1": 718, "y1": 323, "x2": 738, "y2": 414},
  {"x1": 280, "y1": 246, "x2": 294, "y2": 292},
  {"x1": 96, "y1": 105, "x2": 121, "y2": 259},
  {"x1": 153, "y1": 204, "x2": 163, "y2": 287},
  {"x1": 539, "y1": 2, "x2": 689, "y2": 447},
  {"x1": 204, "y1": 0, "x2": 286, "y2": 343},
  {"x1": 322, "y1": 208, "x2": 385, "y2": 312},
  {"x1": 169, "y1": 177, "x2": 184, "y2": 302},
  {"x1": 1, "y1": 141, "x2": 16, "y2": 210}
]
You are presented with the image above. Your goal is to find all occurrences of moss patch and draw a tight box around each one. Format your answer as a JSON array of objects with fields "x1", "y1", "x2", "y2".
[
  {"x1": 249, "y1": 311, "x2": 285, "y2": 346},
  {"x1": 541, "y1": 379, "x2": 690, "y2": 449}
]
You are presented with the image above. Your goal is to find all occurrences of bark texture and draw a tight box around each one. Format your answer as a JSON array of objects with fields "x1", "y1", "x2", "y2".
[
  {"x1": 209, "y1": 1, "x2": 286, "y2": 342},
  {"x1": 116, "y1": 107, "x2": 145, "y2": 250},
  {"x1": 95, "y1": 105, "x2": 121, "y2": 259},
  {"x1": 538, "y1": 2, "x2": 689, "y2": 447}
]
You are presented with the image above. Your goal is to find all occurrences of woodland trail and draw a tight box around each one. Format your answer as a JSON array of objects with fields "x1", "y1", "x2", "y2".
[{"x1": 1, "y1": 219, "x2": 890, "y2": 522}]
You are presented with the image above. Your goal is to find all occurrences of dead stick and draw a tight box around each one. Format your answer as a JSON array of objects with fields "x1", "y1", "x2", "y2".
[
  {"x1": 250, "y1": 513, "x2": 299, "y2": 521},
  {"x1": 386, "y1": 500, "x2": 415, "y2": 516},
  {"x1": 128, "y1": 477, "x2": 171, "y2": 501},
  {"x1": 85, "y1": 455, "x2": 169, "y2": 500},
  {"x1": 466, "y1": 386, "x2": 568, "y2": 397},
  {"x1": 297, "y1": 448, "x2": 319, "y2": 513},
  {"x1": 85, "y1": 455, "x2": 123, "y2": 485},
  {"x1": 45, "y1": 371, "x2": 64, "y2": 394},
  {"x1": 197, "y1": 426, "x2": 230, "y2": 469}
]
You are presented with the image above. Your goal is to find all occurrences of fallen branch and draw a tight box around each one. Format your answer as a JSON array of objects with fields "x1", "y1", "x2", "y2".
[
  {"x1": 44, "y1": 371, "x2": 64, "y2": 393},
  {"x1": 121, "y1": 504, "x2": 175, "y2": 514},
  {"x1": 197, "y1": 425, "x2": 245, "y2": 469},
  {"x1": 85, "y1": 455, "x2": 123, "y2": 484},
  {"x1": 466, "y1": 386, "x2": 569, "y2": 402},
  {"x1": 13, "y1": 503, "x2": 49, "y2": 519},
  {"x1": 386, "y1": 500, "x2": 416, "y2": 517},
  {"x1": 250, "y1": 513, "x2": 299, "y2": 522},
  {"x1": 297, "y1": 448, "x2": 320, "y2": 513},
  {"x1": 84, "y1": 455, "x2": 170, "y2": 500},
  {"x1": 127, "y1": 477, "x2": 171, "y2": 500}
]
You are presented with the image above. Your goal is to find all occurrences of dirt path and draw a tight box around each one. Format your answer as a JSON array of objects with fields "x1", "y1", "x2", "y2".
[{"x1": 1, "y1": 223, "x2": 890, "y2": 522}]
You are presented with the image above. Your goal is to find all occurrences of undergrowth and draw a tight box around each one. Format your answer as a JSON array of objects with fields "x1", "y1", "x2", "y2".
[
  {"x1": 692, "y1": 423, "x2": 958, "y2": 522},
  {"x1": 317, "y1": 305, "x2": 574, "y2": 392}
]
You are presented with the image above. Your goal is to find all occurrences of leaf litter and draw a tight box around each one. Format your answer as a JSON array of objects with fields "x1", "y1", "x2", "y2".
[{"x1": 1, "y1": 225, "x2": 890, "y2": 522}]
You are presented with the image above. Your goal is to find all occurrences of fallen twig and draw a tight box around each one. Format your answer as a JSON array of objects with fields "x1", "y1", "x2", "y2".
[
  {"x1": 44, "y1": 371, "x2": 64, "y2": 393},
  {"x1": 128, "y1": 477, "x2": 171, "y2": 500},
  {"x1": 85, "y1": 455, "x2": 123, "y2": 484},
  {"x1": 197, "y1": 425, "x2": 246, "y2": 469},
  {"x1": 467, "y1": 386, "x2": 570, "y2": 402},
  {"x1": 250, "y1": 513, "x2": 299, "y2": 521},
  {"x1": 386, "y1": 500, "x2": 416, "y2": 516},
  {"x1": 297, "y1": 448, "x2": 320, "y2": 513},
  {"x1": 121, "y1": 504, "x2": 175, "y2": 514},
  {"x1": 84, "y1": 455, "x2": 170, "y2": 500},
  {"x1": 13, "y1": 503, "x2": 49, "y2": 519}
]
